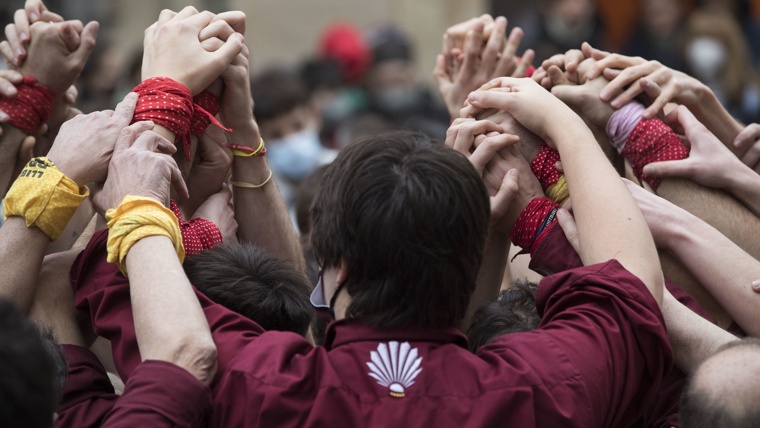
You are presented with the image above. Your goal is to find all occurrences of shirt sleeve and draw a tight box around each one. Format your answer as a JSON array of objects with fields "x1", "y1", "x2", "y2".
[
  {"x1": 100, "y1": 360, "x2": 212, "y2": 427},
  {"x1": 56, "y1": 344, "x2": 118, "y2": 428},
  {"x1": 486, "y1": 260, "x2": 672, "y2": 428},
  {"x1": 70, "y1": 229, "x2": 267, "y2": 383},
  {"x1": 537, "y1": 260, "x2": 672, "y2": 427}
]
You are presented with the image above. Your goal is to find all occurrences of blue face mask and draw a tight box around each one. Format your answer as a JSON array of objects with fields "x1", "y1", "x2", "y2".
[{"x1": 267, "y1": 129, "x2": 323, "y2": 181}]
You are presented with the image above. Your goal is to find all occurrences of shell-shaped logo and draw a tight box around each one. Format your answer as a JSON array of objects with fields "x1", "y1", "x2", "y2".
[{"x1": 366, "y1": 341, "x2": 423, "y2": 398}]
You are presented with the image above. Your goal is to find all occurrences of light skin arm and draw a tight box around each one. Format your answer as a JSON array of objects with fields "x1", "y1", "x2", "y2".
[
  {"x1": 0, "y1": 124, "x2": 30, "y2": 195},
  {"x1": 627, "y1": 180, "x2": 760, "y2": 337},
  {"x1": 468, "y1": 78, "x2": 663, "y2": 303}
]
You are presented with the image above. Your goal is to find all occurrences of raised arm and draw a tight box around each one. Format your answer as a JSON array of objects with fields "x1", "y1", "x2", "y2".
[{"x1": 468, "y1": 78, "x2": 663, "y2": 303}]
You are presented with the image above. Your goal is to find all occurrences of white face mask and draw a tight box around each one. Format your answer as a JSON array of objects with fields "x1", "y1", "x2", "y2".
[
  {"x1": 686, "y1": 37, "x2": 727, "y2": 82},
  {"x1": 267, "y1": 128, "x2": 323, "y2": 181}
]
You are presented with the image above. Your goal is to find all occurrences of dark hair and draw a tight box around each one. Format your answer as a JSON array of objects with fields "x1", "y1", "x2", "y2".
[
  {"x1": 37, "y1": 327, "x2": 67, "y2": 407},
  {"x1": 295, "y1": 165, "x2": 329, "y2": 238},
  {"x1": 467, "y1": 281, "x2": 541, "y2": 352},
  {"x1": 311, "y1": 131, "x2": 490, "y2": 329},
  {"x1": 184, "y1": 243, "x2": 314, "y2": 336},
  {"x1": 0, "y1": 299, "x2": 57, "y2": 428},
  {"x1": 680, "y1": 338, "x2": 760, "y2": 428},
  {"x1": 251, "y1": 68, "x2": 310, "y2": 123}
]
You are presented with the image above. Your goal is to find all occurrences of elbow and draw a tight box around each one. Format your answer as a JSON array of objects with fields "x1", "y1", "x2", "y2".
[{"x1": 171, "y1": 336, "x2": 218, "y2": 385}]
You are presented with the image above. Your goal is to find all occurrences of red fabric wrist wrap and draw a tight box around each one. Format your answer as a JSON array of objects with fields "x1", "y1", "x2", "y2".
[
  {"x1": 621, "y1": 118, "x2": 689, "y2": 191},
  {"x1": 131, "y1": 78, "x2": 231, "y2": 161},
  {"x1": 191, "y1": 91, "x2": 232, "y2": 137},
  {"x1": 170, "y1": 200, "x2": 223, "y2": 256},
  {"x1": 510, "y1": 197, "x2": 560, "y2": 253},
  {"x1": 0, "y1": 76, "x2": 55, "y2": 135},
  {"x1": 530, "y1": 143, "x2": 562, "y2": 190}
]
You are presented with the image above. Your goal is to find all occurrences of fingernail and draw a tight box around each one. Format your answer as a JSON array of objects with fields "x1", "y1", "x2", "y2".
[
  {"x1": 30, "y1": 12, "x2": 38, "y2": 21},
  {"x1": 497, "y1": 16, "x2": 506, "y2": 26},
  {"x1": 610, "y1": 100, "x2": 620, "y2": 108},
  {"x1": 753, "y1": 280, "x2": 760, "y2": 290},
  {"x1": 468, "y1": 92, "x2": 478, "y2": 103},
  {"x1": 16, "y1": 48, "x2": 24, "y2": 57},
  {"x1": 587, "y1": 71, "x2": 596, "y2": 79},
  {"x1": 0, "y1": 110, "x2": 9, "y2": 121},
  {"x1": 509, "y1": 169, "x2": 518, "y2": 177},
  {"x1": 599, "y1": 91, "x2": 609, "y2": 101},
  {"x1": 4, "y1": 85, "x2": 16, "y2": 96},
  {"x1": 19, "y1": 32, "x2": 28, "y2": 42}
]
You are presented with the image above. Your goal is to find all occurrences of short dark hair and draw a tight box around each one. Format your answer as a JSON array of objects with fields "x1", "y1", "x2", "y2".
[
  {"x1": 184, "y1": 243, "x2": 314, "y2": 336},
  {"x1": 251, "y1": 68, "x2": 310, "y2": 123},
  {"x1": 680, "y1": 338, "x2": 760, "y2": 428},
  {"x1": 0, "y1": 299, "x2": 57, "y2": 428},
  {"x1": 311, "y1": 131, "x2": 490, "y2": 329},
  {"x1": 467, "y1": 281, "x2": 541, "y2": 352}
]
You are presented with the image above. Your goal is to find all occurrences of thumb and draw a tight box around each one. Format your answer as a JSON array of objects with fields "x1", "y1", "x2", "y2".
[
  {"x1": 433, "y1": 53, "x2": 452, "y2": 86},
  {"x1": 491, "y1": 168, "x2": 519, "y2": 222},
  {"x1": 72, "y1": 21, "x2": 99, "y2": 64},
  {"x1": 642, "y1": 159, "x2": 692, "y2": 179},
  {"x1": 212, "y1": 33, "x2": 245, "y2": 74},
  {"x1": 556, "y1": 208, "x2": 580, "y2": 255},
  {"x1": 113, "y1": 92, "x2": 139, "y2": 126},
  {"x1": 551, "y1": 83, "x2": 587, "y2": 109},
  {"x1": 546, "y1": 65, "x2": 570, "y2": 87}
]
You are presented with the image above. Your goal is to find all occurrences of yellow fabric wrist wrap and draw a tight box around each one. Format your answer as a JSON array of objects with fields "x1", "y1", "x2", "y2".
[
  {"x1": 106, "y1": 195, "x2": 185, "y2": 276},
  {"x1": 3, "y1": 157, "x2": 89, "y2": 241}
]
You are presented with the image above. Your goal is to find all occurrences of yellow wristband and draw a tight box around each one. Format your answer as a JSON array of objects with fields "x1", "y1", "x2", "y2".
[
  {"x1": 230, "y1": 138, "x2": 266, "y2": 157},
  {"x1": 3, "y1": 157, "x2": 89, "y2": 241},
  {"x1": 105, "y1": 195, "x2": 185, "y2": 276},
  {"x1": 229, "y1": 169, "x2": 273, "y2": 189},
  {"x1": 546, "y1": 175, "x2": 569, "y2": 207}
]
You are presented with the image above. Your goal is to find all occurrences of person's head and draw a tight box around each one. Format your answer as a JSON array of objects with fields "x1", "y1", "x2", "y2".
[
  {"x1": 251, "y1": 68, "x2": 323, "y2": 182},
  {"x1": 0, "y1": 299, "x2": 58, "y2": 428},
  {"x1": 680, "y1": 338, "x2": 760, "y2": 428},
  {"x1": 311, "y1": 131, "x2": 490, "y2": 329},
  {"x1": 466, "y1": 281, "x2": 541, "y2": 352},
  {"x1": 184, "y1": 243, "x2": 314, "y2": 336}
]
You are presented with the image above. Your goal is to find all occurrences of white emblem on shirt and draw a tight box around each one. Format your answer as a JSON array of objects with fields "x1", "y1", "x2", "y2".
[{"x1": 366, "y1": 341, "x2": 423, "y2": 398}]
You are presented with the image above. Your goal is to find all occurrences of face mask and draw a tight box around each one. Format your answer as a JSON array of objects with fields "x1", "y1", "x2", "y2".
[
  {"x1": 267, "y1": 128, "x2": 323, "y2": 181},
  {"x1": 375, "y1": 87, "x2": 421, "y2": 113},
  {"x1": 686, "y1": 37, "x2": 727, "y2": 82}
]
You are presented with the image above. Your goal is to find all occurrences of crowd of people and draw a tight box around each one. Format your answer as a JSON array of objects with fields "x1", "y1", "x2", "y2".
[{"x1": 0, "y1": 0, "x2": 759, "y2": 427}]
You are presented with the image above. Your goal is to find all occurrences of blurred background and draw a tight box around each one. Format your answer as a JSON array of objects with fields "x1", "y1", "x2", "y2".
[{"x1": 2, "y1": 0, "x2": 759, "y2": 127}]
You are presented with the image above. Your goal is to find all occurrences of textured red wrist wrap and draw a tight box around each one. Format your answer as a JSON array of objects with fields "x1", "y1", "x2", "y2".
[
  {"x1": 0, "y1": 76, "x2": 55, "y2": 135},
  {"x1": 530, "y1": 143, "x2": 562, "y2": 190},
  {"x1": 170, "y1": 200, "x2": 224, "y2": 256},
  {"x1": 621, "y1": 118, "x2": 689, "y2": 191},
  {"x1": 191, "y1": 91, "x2": 232, "y2": 137},
  {"x1": 510, "y1": 197, "x2": 559, "y2": 253},
  {"x1": 131, "y1": 77, "x2": 195, "y2": 160}
]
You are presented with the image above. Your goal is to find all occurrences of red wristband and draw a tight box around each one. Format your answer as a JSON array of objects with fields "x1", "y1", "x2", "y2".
[
  {"x1": 621, "y1": 118, "x2": 689, "y2": 191},
  {"x1": 170, "y1": 200, "x2": 224, "y2": 256},
  {"x1": 0, "y1": 76, "x2": 55, "y2": 135},
  {"x1": 530, "y1": 143, "x2": 562, "y2": 190},
  {"x1": 510, "y1": 197, "x2": 560, "y2": 253}
]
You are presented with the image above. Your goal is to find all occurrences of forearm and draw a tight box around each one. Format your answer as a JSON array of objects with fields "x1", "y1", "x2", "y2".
[
  {"x1": 232, "y1": 150, "x2": 305, "y2": 272},
  {"x1": 661, "y1": 290, "x2": 737, "y2": 374},
  {"x1": 462, "y1": 231, "x2": 510, "y2": 330},
  {"x1": 125, "y1": 236, "x2": 216, "y2": 384},
  {"x1": 664, "y1": 210, "x2": 760, "y2": 336},
  {"x1": 688, "y1": 87, "x2": 744, "y2": 150},
  {"x1": 553, "y1": 121, "x2": 663, "y2": 302},
  {"x1": 726, "y1": 167, "x2": 760, "y2": 218},
  {"x1": 0, "y1": 218, "x2": 51, "y2": 312},
  {"x1": 0, "y1": 124, "x2": 27, "y2": 195}
]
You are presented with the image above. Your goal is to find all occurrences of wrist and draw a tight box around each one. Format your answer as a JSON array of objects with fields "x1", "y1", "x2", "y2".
[{"x1": 728, "y1": 165, "x2": 760, "y2": 195}]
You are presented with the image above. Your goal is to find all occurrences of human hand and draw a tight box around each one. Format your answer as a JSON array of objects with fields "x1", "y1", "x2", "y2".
[
  {"x1": 184, "y1": 134, "x2": 233, "y2": 216},
  {"x1": 218, "y1": 44, "x2": 259, "y2": 141},
  {"x1": 141, "y1": 7, "x2": 244, "y2": 95},
  {"x1": 46, "y1": 93, "x2": 166, "y2": 186},
  {"x1": 466, "y1": 77, "x2": 583, "y2": 146},
  {"x1": 0, "y1": 0, "x2": 63, "y2": 66},
  {"x1": 434, "y1": 16, "x2": 534, "y2": 119},
  {"x1": 733, "y1": 124, "x2": 760, "y2": 174},
  {"x1": 548, "y1": 64, "x2": 616, "y2": 130},
  {"x1": 0, "y1": 69, "x2": 23, "y2": 101},
  {"x1": 97, "y1": 129, "x2": 188, "y2": 211},
  {"x1": 585, "y1": 51, "x2": 706, "y2": 119},
  {"x1": 15, "y1": 20, "x2": 98, "y2": 93},
  {"x1": 192, "y1": 186, "x2": 238, "y2": 243},
  {"x1": 640, "y1": 106, "x2": 747, "y2": 189}
]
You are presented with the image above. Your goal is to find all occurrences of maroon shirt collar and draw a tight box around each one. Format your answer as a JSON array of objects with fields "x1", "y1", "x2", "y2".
[{"x1": 323, "y1": 319, "x2": 469, "y2": 350}]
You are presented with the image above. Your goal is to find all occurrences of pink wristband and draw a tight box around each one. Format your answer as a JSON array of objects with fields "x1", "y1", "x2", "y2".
[{"x1": 606, "y1": 102, "x2": 646, "y2": 153}]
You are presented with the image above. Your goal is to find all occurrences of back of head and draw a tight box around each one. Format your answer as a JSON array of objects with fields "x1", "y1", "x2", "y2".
[
  {"x1": 311, "y1": 131, "x2": 490, "y2": 329},
  {"x1": 467, "y1": 281, "x2": 541, "y2": 352},
  {"x1": 251, "y1": 68, "x2": 310, "y2": 124},
  {"x1": 680, "y1": 339, "x2": 760, "y2": 428},
  {"x1": 0, "y1": 299, "x2": 56, "y2": 428},
  {"x1": 184, "y1": 243, "x2": 314, "y2": 336}
]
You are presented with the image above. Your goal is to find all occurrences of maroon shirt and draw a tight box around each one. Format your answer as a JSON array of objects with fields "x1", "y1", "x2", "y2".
[
  {"x1": 56, "y1": 344, "x2": 211, "y2": 427},
  {"x1": 529, "y1": 223, "x2": 717, "y2": 428},
  {"x1": 72, "y1": 230, "x2": 670, "y2": 427}
]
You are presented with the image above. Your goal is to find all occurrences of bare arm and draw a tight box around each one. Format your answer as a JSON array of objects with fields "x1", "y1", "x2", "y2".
[
  {"x1": 468, "y1": 78, "x2": 663, "y2": 303},
  {"x1": 0, "y1": 124, "x2": 28, "y2": 194}
]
